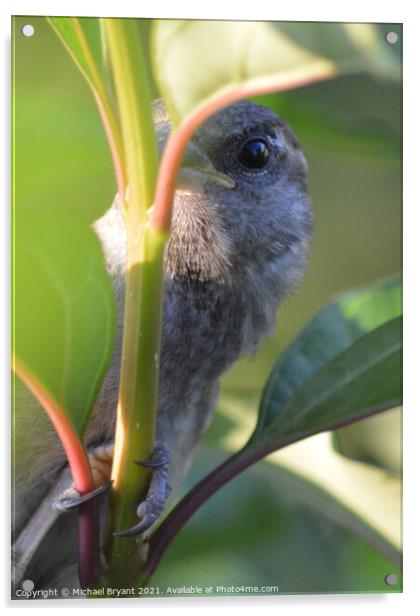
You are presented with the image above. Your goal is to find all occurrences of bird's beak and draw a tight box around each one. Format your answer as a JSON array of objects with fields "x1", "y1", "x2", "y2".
[{"x1": 176, "y1": 141, "x2": 235, "y2": 192}]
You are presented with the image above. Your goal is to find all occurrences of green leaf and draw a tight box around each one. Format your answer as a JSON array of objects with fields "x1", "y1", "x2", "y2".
[
  {"x1": 47, "y1": 17, "x2": 106, "y2": 95},
  {"x1": 47, "y1": 17, "x2": 126, "y2": 196},
  {"x1": 14, "y1": 210, "x2": 116, "y2": 435},
  {"x1": 152, "y1": 21, "x2": 399, "y2": 123},
  {"x1": 255, "y1": 275, "x2": 401, "y2": 434},
  {"x1": 254, "y1": 316, "x2": 401, "y2": 450}
]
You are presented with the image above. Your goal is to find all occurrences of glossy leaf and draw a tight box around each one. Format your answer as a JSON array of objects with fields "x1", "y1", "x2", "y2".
[
  {"x1": 152, "y1": 21, "x2": 398, "y2": 123},
  {"x1": 253, "y1": 316, "x2": 401, "y2": 450},
  {"x1": 14, "y1": 210, "x2": 116, "y2": 435},
  {"x1": 255, "y1": 275, "x2": 401, "y2": 434}
]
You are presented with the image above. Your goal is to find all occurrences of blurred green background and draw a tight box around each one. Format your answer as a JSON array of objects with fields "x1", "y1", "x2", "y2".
[{"x1": 13, "y1": 17, "x2": 402, "y2": 594}]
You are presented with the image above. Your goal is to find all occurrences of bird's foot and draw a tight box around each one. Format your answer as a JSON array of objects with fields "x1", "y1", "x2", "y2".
[
  {"x1": 53, "y1": 482, "x2": 112, "y2": 512},
  {"x1": 113, "y1": 445, "x2": 172, "y2": 537},
  {"x1": 53, "y1": 441, "x2": 114, "y2": 512}
]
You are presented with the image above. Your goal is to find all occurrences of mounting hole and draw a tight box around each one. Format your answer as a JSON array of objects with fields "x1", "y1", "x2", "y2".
[
  {"x1": 385, "y1": 573, "x2": 398, "y2": 586},
  {"x1": 21, "y1": 24, "x2": 35, "y2": 38},
  {"x1": 22, "y1": 579, "x2": 34, "y2": 591},
  {"x1": 385, "y1": 31, "x2": 399, "y2": 45}
]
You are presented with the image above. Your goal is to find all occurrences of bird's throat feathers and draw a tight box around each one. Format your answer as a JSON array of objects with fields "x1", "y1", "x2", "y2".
[{"x1": 165, "y1": 190, "x2": 233, "y2": 283}]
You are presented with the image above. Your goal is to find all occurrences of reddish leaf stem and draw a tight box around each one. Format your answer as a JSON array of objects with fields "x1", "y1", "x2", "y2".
[{"x1": 13, "y1": 357, "x2": 100, "y2": 588}]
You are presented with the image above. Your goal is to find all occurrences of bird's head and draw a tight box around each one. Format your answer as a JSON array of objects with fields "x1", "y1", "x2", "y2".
[
  {"x1": 95, "y1": 100, "x2": 313, "y2": 302},
  {"x1": 161, "y1": 100, "x2": 314, "y2": 294}
]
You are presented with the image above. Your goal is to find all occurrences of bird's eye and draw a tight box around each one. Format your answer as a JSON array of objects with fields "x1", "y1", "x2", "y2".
[{"x1": 238, "y1": 138, "x2": 270, "y2": 169}]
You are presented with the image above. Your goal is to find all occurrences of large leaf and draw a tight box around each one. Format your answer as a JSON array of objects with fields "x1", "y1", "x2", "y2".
[
  {"x1": 13, "y1": 17, "x2": 117, "y2": 436},
  {"x1": 152, "y1": 21, "x2": 399, "y2": 123},
  {"x1": 13, "y1": 210, "x2": 116, "y2": 435},
  {"x1": 255, "y1": 275, "x2": 401, "y2": 434},
  {"x1": 253, "y1": 316, "x2": 401, "y2": 450}
]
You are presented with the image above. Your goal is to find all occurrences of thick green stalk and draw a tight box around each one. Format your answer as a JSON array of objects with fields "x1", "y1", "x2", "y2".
[
  {"x1": 104, "y1": 18, "x2": 158, "y2": 218},
  {"x1": 102, "y1": 18, "x2": 163, "y2": 586}
]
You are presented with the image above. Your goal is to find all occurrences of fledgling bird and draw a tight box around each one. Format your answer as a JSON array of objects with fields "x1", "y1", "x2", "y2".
[{"x1": 13, "y1": 100, "x2": 313, "y2": 585}]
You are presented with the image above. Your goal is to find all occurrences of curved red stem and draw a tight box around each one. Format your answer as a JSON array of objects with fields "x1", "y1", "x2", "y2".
[{"x1": 13, "y1": 357, "x2": 100, "y2": 587}]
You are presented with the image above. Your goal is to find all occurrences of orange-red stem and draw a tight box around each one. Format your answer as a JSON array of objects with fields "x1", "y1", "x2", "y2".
[
  {"x1": 14, "y1": 357, "x2": 101, "y2": 587},
  {"x1": 13, "y1": 357, "x2": 95, "y2": 495}
]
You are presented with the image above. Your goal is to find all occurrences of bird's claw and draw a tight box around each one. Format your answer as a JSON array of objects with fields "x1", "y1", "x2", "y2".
[
  {"x1": 114, "y1": 445, "x2": 172, "y2": 538},
  {"x1": 134, "y1": 445, "x2": 171, "y2": 469},
  {"x1": 53, "y1": 481, "x2": 112, "y2": 512}
]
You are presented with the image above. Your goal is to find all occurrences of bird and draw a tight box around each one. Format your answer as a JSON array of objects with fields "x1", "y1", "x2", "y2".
[{"x1": 12, "y1": 99, "x2": 313, "y2": 588}]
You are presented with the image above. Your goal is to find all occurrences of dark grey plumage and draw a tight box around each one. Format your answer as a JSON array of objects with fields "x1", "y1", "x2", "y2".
[{"x1": 13, "y1": 100, "x2": 313, "y2": 588}]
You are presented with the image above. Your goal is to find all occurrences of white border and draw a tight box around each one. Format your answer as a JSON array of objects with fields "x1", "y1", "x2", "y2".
[
  {"x1": 2, "y1": 0, "x2": 418, "y2": 613},
  {"x1": 0, "y1": 0, "x2": 411, "y2": 21}
]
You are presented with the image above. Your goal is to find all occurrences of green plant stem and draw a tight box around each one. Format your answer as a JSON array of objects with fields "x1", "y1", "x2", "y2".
[
  {"x1": 103, "y1": 18, "x2": 158, "y2": 221},
  {"x1": 102, "y1": 18, "x2": 162, "y2": 586},
  {"x1": 106, "y1": 228, "x2": 166, "y2": 587}
]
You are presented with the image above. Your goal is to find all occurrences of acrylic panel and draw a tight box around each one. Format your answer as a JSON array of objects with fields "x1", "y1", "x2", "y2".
[{"x1": 12, "y1": 16, "x2": 402, "y2": 599}]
